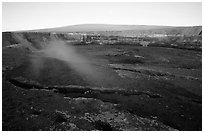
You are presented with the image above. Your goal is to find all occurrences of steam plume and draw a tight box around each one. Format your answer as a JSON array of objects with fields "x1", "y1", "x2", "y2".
[{"x1": 30, "y1": 39, "x2": 102, "y2": 85}]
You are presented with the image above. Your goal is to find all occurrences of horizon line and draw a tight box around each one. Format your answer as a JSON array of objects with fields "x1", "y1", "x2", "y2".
[{"x1": 3, "y1": 23, "x2": 202, "y2": 32}]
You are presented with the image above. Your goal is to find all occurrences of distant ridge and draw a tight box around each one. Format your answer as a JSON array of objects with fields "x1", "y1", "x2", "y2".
[
  {"x1": 28, "y1": 24, "x2": 173, "y2": 32},
  {"x1": 11, "y1": 24, "x2": 201, "y2": 36}
]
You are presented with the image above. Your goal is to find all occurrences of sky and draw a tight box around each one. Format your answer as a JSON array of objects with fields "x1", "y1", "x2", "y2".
[{"x1": 2, "y1": 2, "x2": 202, "y2": 31}]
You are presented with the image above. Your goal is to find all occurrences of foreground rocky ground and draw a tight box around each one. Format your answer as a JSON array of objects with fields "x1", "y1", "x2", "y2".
[
  {"x1": 3, "y1": 76, "x2": 176, "y2": 131},
  {"x1": 2, "y1": 44, "x2": 202, "y2": 131}
]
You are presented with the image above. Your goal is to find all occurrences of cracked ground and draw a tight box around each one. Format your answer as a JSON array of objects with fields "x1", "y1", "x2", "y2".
[{"x1": 2, "y1": 45, "x2": 202, "y2": 131}]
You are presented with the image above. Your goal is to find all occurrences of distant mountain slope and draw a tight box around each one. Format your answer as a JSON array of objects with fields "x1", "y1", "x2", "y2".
[
  {"x1": 96, "y1": 26, "x2": 202, "y2": 37},
  {"x1": 29, "y1": 24, "x2": 172, "y2": 32},
  {"x1": 14, "y1": 24, "x2": 201, "y2": 37}
]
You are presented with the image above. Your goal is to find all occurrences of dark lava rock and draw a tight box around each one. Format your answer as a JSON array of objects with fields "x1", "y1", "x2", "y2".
[
  {"x1": 93, "y1": 120, "x2": 113, "y2": 131},
  {"x1": 54, "y1": 113, "x2": 67, "y2": 124}
]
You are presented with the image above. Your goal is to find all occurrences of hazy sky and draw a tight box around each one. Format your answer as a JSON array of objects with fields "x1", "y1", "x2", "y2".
[{"x1": 2, "y1": 2, "x2": 202, "y2": 31}]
